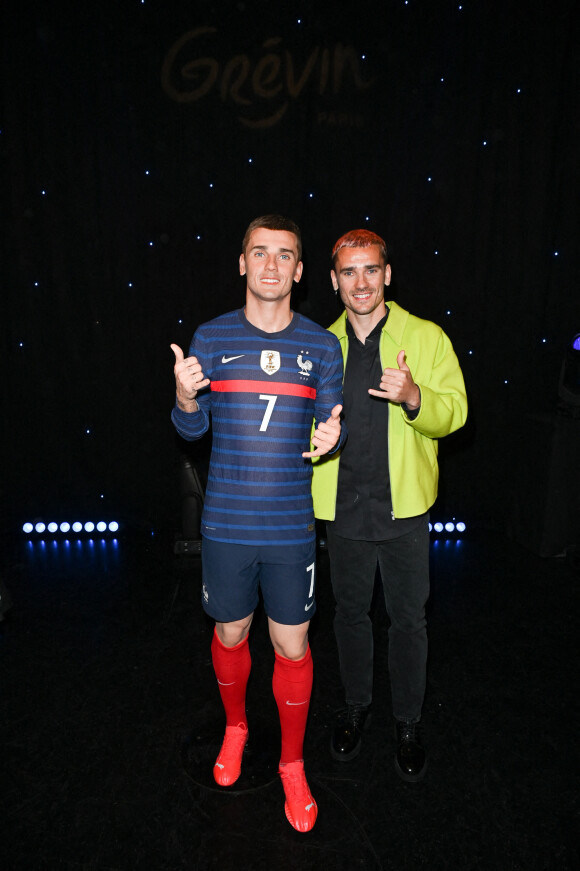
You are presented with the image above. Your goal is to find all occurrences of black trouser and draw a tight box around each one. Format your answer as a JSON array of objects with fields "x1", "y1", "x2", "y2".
[{"x1": 326, "y1": 521, "x2": 430, "y2": 723}]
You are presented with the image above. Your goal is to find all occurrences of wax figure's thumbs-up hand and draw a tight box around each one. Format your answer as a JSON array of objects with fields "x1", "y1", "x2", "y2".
[
  {"x1": 170, "y1": 343, "x2": 210, "y2": 405},
  {"x1": 302, "y1": 404, "x2": 343, "y2": 458}
]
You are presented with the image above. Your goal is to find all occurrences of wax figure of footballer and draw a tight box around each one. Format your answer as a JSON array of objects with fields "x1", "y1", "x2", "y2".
[{"x1": 171, "y1": 215, "x2": 344, "y2": 831}]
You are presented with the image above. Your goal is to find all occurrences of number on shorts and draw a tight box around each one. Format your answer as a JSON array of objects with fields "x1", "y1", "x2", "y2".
[
  {"x1": 307, "y1": 562, "x2": 315, "y2": 598},
  {"x1": 259, "y1": 394, "x2": 277, "y2": 431}
]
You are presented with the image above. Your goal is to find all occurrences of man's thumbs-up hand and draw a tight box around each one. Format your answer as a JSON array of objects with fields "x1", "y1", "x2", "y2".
[{"x1": 368, "y1": 350, "x2": 421, "y2": 409}]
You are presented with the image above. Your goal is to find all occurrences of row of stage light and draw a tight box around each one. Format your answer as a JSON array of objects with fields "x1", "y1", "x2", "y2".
[
  {"x1": 22, "y1": 521, "x2": 120, "y2": 535},
  {"x1": 429, "y1": 521, "x2": 466, "y2": 534},
  {"x1": 22, "y1": 519, "x2": 466, "y2": 538}
]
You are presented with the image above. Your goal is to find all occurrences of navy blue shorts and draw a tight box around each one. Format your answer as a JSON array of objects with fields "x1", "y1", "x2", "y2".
[{"x1": 201, "y1": 537, "x2": 317, "y2": 625}]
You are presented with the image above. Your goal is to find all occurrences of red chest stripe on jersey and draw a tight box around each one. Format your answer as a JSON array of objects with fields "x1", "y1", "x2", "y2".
[{"x1": 211, "y1": 379, "x2": 316, "y2": 399}]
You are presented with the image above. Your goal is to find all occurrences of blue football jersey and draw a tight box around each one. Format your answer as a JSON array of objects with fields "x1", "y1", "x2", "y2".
[{"x1": 172, "y1": 308, "x2": 344, "y2": 545}]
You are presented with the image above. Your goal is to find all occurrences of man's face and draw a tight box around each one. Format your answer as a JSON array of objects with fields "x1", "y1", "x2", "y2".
[
  {"x1": 240, "y1": 228, "x2": 303, "y2": 303},
  {"x1": 331, "y1": 245, "x2": 391, "y2": 319}
]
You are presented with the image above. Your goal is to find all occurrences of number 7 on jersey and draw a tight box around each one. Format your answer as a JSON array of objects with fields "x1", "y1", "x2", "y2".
[{"x1": 259, "y1": 394, "x2": 277, "y2": 432}]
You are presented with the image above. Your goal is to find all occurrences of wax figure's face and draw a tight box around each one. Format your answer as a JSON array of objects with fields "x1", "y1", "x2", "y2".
[
  {"x1": 240, "y1": 228, "x2": 303, "y2": 304},
  {"x1": 331, "y1": 244, "x2": 391, "y2": 318}
]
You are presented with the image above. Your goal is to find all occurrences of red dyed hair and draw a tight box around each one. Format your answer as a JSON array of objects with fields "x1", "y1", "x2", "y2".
[{"x1": 331, "y1": 229, "x2": 388, "y2": 267}]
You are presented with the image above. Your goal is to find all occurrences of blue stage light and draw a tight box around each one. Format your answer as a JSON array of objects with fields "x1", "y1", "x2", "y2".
[
  {"x1": 429, "y1": 520, "x2": 467, "y2": 537},
  {"x1": 22, "y1": 519, "x2": 121, "y2": 538}
]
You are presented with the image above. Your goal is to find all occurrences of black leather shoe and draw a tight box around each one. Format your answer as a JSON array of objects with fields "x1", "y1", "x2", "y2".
[
  {"x1": 330, "y1": 704, "x2": 371, "y2": 761},
  {"x1": 394, "y1": 719, "x2": 427, "y2": 782}
]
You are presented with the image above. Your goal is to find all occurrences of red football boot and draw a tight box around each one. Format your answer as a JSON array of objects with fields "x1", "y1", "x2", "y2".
[
  {"x1": 278, "y1": 760, "x2": 318, "y2": 832},
  {"x1": 213, "y1": 723, "x2": 248, "y2": 786}
]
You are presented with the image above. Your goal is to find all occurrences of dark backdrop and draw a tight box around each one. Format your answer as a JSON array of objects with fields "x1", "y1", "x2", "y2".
[{"x1": 2, "y1": 0, "x2": 578, "y2": 535}]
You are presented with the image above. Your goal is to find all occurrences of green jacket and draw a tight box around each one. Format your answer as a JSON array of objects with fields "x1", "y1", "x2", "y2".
[{"x1": 311, "y1": 302, "x2": 468, "y2": 520}]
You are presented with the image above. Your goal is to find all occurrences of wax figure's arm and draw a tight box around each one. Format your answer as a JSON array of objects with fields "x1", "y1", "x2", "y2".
[
  {"x1": 304, "y1": 336, "x2": 346, "y2": 458},
  {"x1": 170, "y1": 340, "x2": 211, "y2": 440}
]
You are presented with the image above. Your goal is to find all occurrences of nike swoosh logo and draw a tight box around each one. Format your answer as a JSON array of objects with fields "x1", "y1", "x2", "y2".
[
  {"x1": 286, "y1": 700, "x2": 309, "y2": 705},
  {"x1": 221, "y1": 354, "x2": 245, "y2": 364},
  {"x1": 304, "y1": 601, "x2": 314, "y2": 611},
  {"x1": 217, "y1": 680, "x2": 235, "y2": 686},
  {"x1": 305, "y1": 803, "x2": 315, "y2": 811}
]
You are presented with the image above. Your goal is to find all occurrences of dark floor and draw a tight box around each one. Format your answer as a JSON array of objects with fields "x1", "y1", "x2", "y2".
[{"x1": 1, "y1": 528, "x2": 578, "y2": 870}]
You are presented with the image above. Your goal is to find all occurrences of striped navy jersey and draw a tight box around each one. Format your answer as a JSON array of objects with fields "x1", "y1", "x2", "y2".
[{"x1": 172, "y1": 308, "x2": 344, "y2": 546}]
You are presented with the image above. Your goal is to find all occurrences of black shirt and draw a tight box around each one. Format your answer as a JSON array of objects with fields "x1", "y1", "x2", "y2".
[{"x1": 330, "y1": 310, "x2": 426, "y2": 541}]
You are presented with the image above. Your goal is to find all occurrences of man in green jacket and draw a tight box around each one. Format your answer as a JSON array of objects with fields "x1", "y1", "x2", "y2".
[{"x1": 312, "y1": 229, "x2": 467, "y2": 781}]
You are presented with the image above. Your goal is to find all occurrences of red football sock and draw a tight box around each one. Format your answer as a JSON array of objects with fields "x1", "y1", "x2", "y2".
[
  {"x1": 272, "y1": 646, "x2": 313, "y2": 764},
  {"x1": 211, "y1": 628, "x2": 251, "y2": 728}
]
